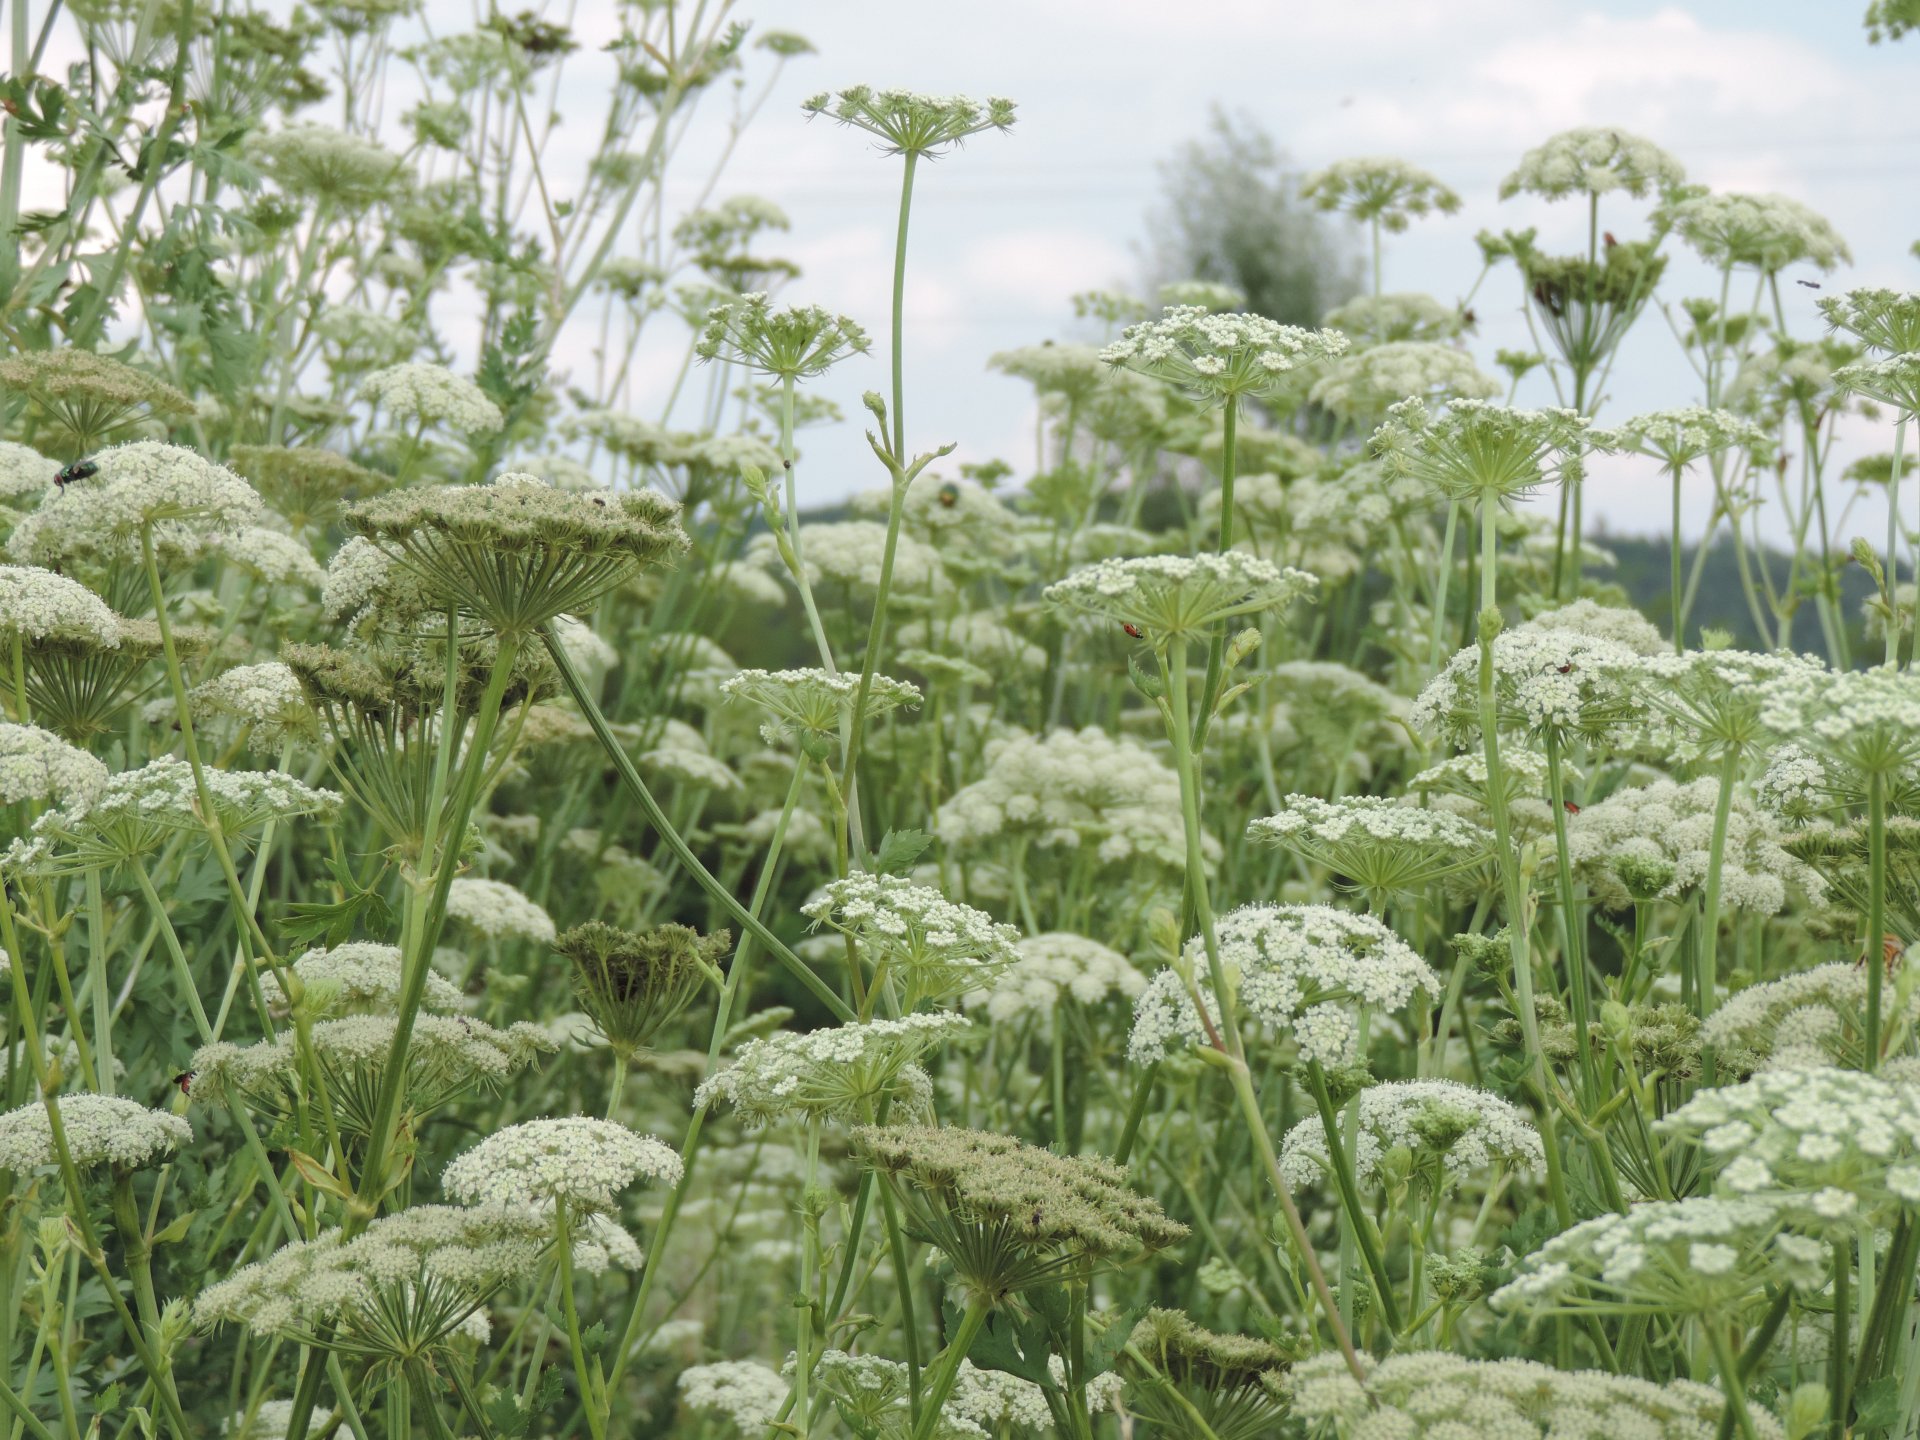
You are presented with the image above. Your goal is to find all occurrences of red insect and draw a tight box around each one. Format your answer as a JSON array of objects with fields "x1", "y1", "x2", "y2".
[
  {"x1": 1563, "y1": 801, "x2": 1581, "y2": 816},
  {"x1": 172, "y1": 1071, "x2": 194, "y2": 1096},
  {"x1": 1122, "y1": 623, "x2": 1144, "y2": 640},
  {"x1": 1556, "y1": 664, "x2": 1574, "y2": 674},
  {"x1": 1603, "y1": 231, "x2": 1618, "y2": 249}
]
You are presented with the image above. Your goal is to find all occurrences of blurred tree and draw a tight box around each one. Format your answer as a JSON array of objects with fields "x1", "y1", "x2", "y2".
[{"x1": 1146, "y1": 107, "x2": 1364, "y2": 326}]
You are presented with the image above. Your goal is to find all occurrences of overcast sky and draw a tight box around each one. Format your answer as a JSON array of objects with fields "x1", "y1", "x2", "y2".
[{"x1": 630, "y1": 0, "x2": 1920, "y2": 543}]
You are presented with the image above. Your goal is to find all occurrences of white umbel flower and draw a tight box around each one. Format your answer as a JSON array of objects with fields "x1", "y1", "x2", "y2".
[
  {"x1": 1277, "y1": 1079, "x2": 1542, "y2": 1189},
  {"x1": 695, "y1": 1013, "x2": 970, "y2": 1126},
  {"x1": 258, "y1": 941, "x2": 468, "y2": 1016},
  {"x1": 0, "y1": 565, "x2": 121, "y2": 646},
  {"x1": 0, "y1": 723, "x2": 108, "y2": 810},
  {"x1": 358, "y1": 363, "x2": 504, "y2": 437},
  {"x1": 963, "y1": 933, "x2": 1144, "y2": 1023},
  {"x1": 0, "y1": 1093, "x2": 190, "y2": 1171},
  {"x1": 8, "y1": 441, "x2": 262, "y2": 564},
  {"x1": 1499, "y1": 126, "x2": 1685, "y2": 201},
  {"x1": 1129, "y1": 904, "x2": 1440, "y2": 1067},
  {"x1": 442, "y1": 1117, "x2": 683, "y2": 1212},
  {"x1": 444, "y1": 877, "x2": 556, "y2": 943}
]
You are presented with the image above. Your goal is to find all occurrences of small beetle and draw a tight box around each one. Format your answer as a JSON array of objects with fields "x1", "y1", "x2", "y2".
[
  {"x1": 935, "y1": 482, "x2": 960, "y2": 509},
  {"x1": 54, "y1": 459, "x2": 98, "y2": 490},
  {"x1": 1122, "y1": 623, "x2": 1144, "y2": 640}
]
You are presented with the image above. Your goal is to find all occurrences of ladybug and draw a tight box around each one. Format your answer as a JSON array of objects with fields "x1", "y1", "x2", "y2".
[
  {"x1": 171, "y1": 1071, "x2": 194, "y2": 1096},
  {"x1": 935, "y1": 482, "x2": 959, "y2": 509},
  {"x1": 54, "y1": 459, "x2": 98, "y2": 489},
  {"x1": 1122, "y1": 623, "x2": 1144, "y2": 640}
]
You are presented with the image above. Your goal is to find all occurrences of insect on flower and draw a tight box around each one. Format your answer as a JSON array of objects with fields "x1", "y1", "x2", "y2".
[
  {"x1": 171, "y1": 1071, "x2": 194, "y2": 1096},
  {"x1": 53, "y1": 459, "x2": 98, "y2": 490},
  {"x1": 1563, "y1": 801, "x2": 1581, "y2": 816},
  {"x1": 936, "y1": 482, "x2": 959, "y2": 509},
  {"x1": 1857, "y1": 935, "x2": 1906, "y2": 976},
  {"x1": 1122, "y1": 623, "x2": 1144, "y2": 640}
]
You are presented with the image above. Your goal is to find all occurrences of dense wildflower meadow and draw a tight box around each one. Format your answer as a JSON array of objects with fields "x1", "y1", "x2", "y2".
[{"x1": 4, "y1": 2, "x2": 1920, "y2": 1438}]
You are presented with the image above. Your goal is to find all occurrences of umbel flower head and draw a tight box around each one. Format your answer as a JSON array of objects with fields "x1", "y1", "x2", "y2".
[
  {"x1": 1834, "y1": 353, "x2": 1920, "y2": 415},
  {"x1": 963, "y1": 933, "x2": 1144, "y2": 1024},
  {"x1": 441, "y1": 1116, "x2": 683, "y2": 1214},
  {"x1": 1371, "y1": 397, "x2": 1589, "y2": 501},
  {"x1": 258, "y1": 941, "x2": 468, "y2": 1018},
  {"x1": 1715, "y1": 961, "x2": 1920, "y2": 1076},
  {"x1": 1277, "y1": 1079, "x2": 1542, "y2": 1192},
  {"x1": 1099, "y1": 305, "x2": 1349, "y2": 403},
  {"x1": 803, "y1": 872, "x2": 1020, "y2": 1010},
  {"x1": 801, "y1": 87, "x2": 1015, "y2": 157},
  {"x1": 1301, "y1": 156, "x2": 1462, "y2": 231},
  {"x1": 1821, "y1": 287, "x2": 1920, "y2": 356},
  {"x1": 1043, "y1": 554, "x2": 1316, "y2": 645},
  {"x1": 357, "y1": 362, "x2": 504, "y2": 438},
  {"x1": 3, "y1": 757, "x2": 341, "y2": 877},
  {"x1": 246, "y1": 122, "x2": 410, "y2": 207},
  {"x1": 1247, "y1": 794, "x2": 1491, "y2": 900},
  {"x1": 190, "y1": 1014, "x2": 551, "y2": 1140},
  {"x1": 696, "y1": 293, "x2": 870, "y2": 380},
  {"x1": 1499, "y1": 126, "x2": 1685, "y2": 201},
  {"x1": 0, "y1": 565, "x2": 121, "y2": 649},
  {"x1": 1287, "y1": 1350, "x2": 1783, "y2": 1440},
  {"x1": 558, "y1": 920, "x2": 727, "y2": 1060},
  {"x1": 1659, "y1": 1065, "x2": 1920, "y2": 1227},
  {"x1": 344, "y1": 473, "x2": 687, "y2": 634},
  {"x1": 7, "y1": 440, "x2": 263, "y2": 565},
  {"x1": 0, "y1": 1094, "x2": 191, "y2": 1173},
  {"x1": 0, "y1": 723, "x2": 108, "y2": 811},
  {"x1": 1662, "y1": 190, "x2": 1851, "y2": 273},
  {"x1": 1308, "y1": 341, "x2": 1501, "y2": 423},
  {"x1": 1593, "y1": 406, "x2": 1771, "y2": 470},
  {"x1": 694, "y1": 1013, "x2": 970, "y2": 1126},
  {"x1": 193, "y1": 1203, "x2": 549, "y2": 1362},
  {"x1": 0, "y1": 349, "x2": 194, "y2": 459},
  {"x1": 721, "y1": 667, "x2": 921, "y2": 747},
  {"x1": 1128, "y1": 904, "x2": 1441, "y2": 1068},
  {"x1": 1412, "y1": 629, "x2": 1643, "y2": 749},
  {"x1": 1124, "y1": 1309, "x2": 1291, "y2": 1440},
  {"x1": 850, "y1": 1124, "x2": 1187, "y2": 1303},
  {"x1": 1490, "y1": 1195, "x2": 1815, "y2": 1320}
]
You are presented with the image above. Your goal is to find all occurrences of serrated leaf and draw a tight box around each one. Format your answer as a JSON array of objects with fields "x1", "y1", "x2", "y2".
[
  {"x1": 1082, "y1": 1307, "x2": 1141, "y2": 1379},
  {"x1": 1853, "y1": 1377, "x2": 1901, "y2": 1434},
  {"x1": 872, "y1": 828, "x2": 932, "y2": 876},
  {"x1": 961, "y1": 1308, "x2": 1050, "y2": 1385}
]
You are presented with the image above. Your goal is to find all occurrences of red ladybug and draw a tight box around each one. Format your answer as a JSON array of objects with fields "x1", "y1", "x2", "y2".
[{"x1": 1122, "y1": 623, "x2": 1144, "y2": 640}]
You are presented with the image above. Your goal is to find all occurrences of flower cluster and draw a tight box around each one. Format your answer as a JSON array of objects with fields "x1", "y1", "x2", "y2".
[
  {"x1": 0, "y1": 723, "x2": 108, "y2": 810},
  {"x1": 1129, "y1": 904, "x2": 1441, "y2": 1067},
  {"x1": 8, "y1": 441, "x2": 262, "y2": 565},
  {"x1": 1703, "y1": 963, "x2": 1920, "y2": 1073},
  {"x1": 0, "y1": 565, "x2": 122, "y2": 647},
  {"x1": 963, "y1": 932, "x2": 1144, "y2": 1023},
  {"x1": 1287, "y1": 1350, "x2": 1781, "y2": 1440},
  {"x1": 442, "y1": 1117, "x2": 682, "y2": 1212},
  {"x1": 1412, "y1": 629, "x2": 1642, "y2": 748},
  {"x1": 1277, "y1": 1078, "x2": 1542, "y2": 1190},
  {"x1": 696, "y1": 293, "x2": 870, "y2": 379},
  {"x1": 801, "y1": 87, "x2": 1016, "y2": 157},
  {"x1": 189, "y1": 663, "x2": 319, "y2": 750},
  {"x1": 1248, "y1": 794, "x2": 1491, "y2": 897},
  {"x1": 0, "y1": 1094, "x2": 191, "y2": 1172},
  {"x1": 1099, "y1": 306, "x2": 1349, "y2": 402},
  {"x1": 721, "y1": 666, "x2": 921, "y2": 743},
  {"x1": 1662, "y1": 191, "x2": 1851, "y2": 272},
  {"x1": 802, "y1": 872, "x2": 1020, "y2": 1009},
  {"x1": 1660, "y1": 1065, "x2": 1920, "y2": 1224},
  {"x1": 356, "y1": 363, "x2": 503, "y2": 436},
  {"x1": 257, "y1": 942, "x2": 468, "y2": 1016},
  {"x1": 1566, "y1": 778, "x2": 1822, "y2": 913},
  {"x1": 1044, "y1": 553, "x2": 1316, "y2": 642},
  {"x1": 936, "y1": 727, "x2": 1203, "y2": 872},
  {"x1": 1302, "y1": 156, "x2": 1462, "y2": 231},
  {"x1": 694, "y1": 1013, "x2": 970, "y2": 1126},
  {"x1": 444, "y1": 877, "x2": 557, "y2": 943},
  {"x1": 1499, "y1": 126, "x2": 1686, "y2": 200},
  {"x1": 1372, "y1": 397, "x2": 1588, "y2": 501},
  {"x1": 1309, "y1": 342, "x2": 1501, "y2": 422},
  {"x1": 1820, "y1": 286, "x2": 1920, "y2": 355}
]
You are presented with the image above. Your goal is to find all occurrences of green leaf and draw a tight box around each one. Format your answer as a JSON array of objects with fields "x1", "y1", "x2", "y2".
[
  {"x1": 151, "y1": 1210, "x2": 196, "y2": 1247},
  {"x1": 872, "y1": 828, "x2": 932, "y2": 877},
  {"x1": 951, "y1": 1297, "x2": 1049, "y2": 1385},
  {"x1": 1853, "y1": 1378, "x2": 1901, "y2": 1435},
  {"x1": 1082, "y1": 1308, "x2": 1141, "y2": 1380}
]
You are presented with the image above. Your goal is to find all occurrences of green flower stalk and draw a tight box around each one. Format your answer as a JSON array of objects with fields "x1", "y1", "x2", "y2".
[
  {"x1": 558, "y1": 920, "x2": 728, "y2": 1108},
  {"x1": 1593, "y1": 409, "x2": 1772, "y2": 653}
]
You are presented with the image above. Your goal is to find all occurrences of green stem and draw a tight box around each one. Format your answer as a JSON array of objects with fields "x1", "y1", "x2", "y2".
[
  {"x1": 1305, "y1": 1060, "x2": 1405, "y2": 1336},
  {"x1": 1190, "y1": 395, "x2": 1239, "y2": 755},
  {"x1": 1708, "y1": 1322, "x2": 1760, "y2": 1440},
  {"x1": 1868, "y1": 768, "x2": 1888, "y2": 1072},
  {"x1": 542, "y1": 622, "x2": 853, "y2": 1021},
  {"x1": 907, "y1": 1295, "x2": 989, "y2": 1440}
]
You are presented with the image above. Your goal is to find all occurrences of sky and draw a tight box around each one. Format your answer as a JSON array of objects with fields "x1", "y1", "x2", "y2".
[{"x1": 627, "y1": 0, "x2": 1920, "y2": 543}]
